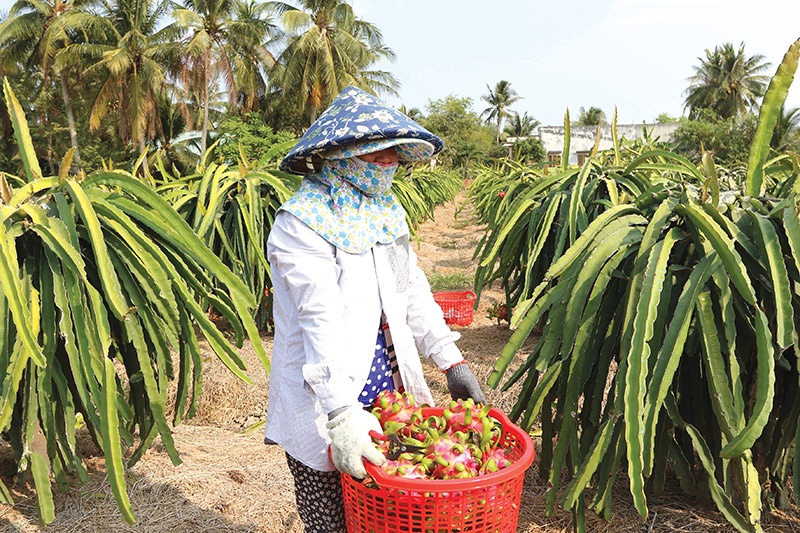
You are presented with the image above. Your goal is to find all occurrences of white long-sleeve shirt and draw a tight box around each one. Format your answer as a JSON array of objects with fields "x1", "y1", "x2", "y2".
[{"x1": 264, "y1": 211, "x2": 464, "y2": 470}]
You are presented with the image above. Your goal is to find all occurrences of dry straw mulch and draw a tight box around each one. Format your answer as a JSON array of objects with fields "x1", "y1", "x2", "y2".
[{"x1": 2, "y1": 189, "x2": 800, "y2": 532}]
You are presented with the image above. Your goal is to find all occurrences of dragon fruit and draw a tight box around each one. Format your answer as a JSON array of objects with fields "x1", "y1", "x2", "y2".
[
  {"x1": 442, "y1": 398, "x2": 490, "y2": 433},
  {"x1": 382, "y1": 454, "x2": 428, "y2": 479},
  {"x1": 425, "y1": 431, "x2": 464, "y2": 459},
  {"x1": 368, "y1": 390, "x2": 515, "y2": 481},
  {"x1": 371, "y1": 390, "x2": 421, "y2": 427},
  {"x1": 480, "y1": 447, "x2": 513, "y2": 474},
  {"x1": 425, "y1": 434, "x2": 480, "y2": 479},
  {"x1": 431, "y1": 449, "x2": 481, "y2": 479},
  {"x1": 443, "y1": 399, "x2": 502, "y2": 450}
]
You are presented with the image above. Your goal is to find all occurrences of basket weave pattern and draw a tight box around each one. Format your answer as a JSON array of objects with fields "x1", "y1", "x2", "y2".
[
  {"x1": 432, "y1": 291, "x2": 476, "y2": 326},
  {"x1": 341, "y1": 407, "x2": 534, "y2": 533}
]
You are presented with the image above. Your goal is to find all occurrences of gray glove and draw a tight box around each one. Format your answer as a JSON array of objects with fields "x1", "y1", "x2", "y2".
[
  {"x1": 326, "y1": 406, "x2": 386, "y2": 478},
  {"x1": 445, "y1": 362, "x2": 487, "y2": 404}
]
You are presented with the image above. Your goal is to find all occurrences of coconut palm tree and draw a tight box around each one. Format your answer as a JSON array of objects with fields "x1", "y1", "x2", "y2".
[
  {"x1": 504, "y1": 111, "x2": 539, "y2": 138},
  {"x1": 576, "y1": 106, "x2": 607, "y2": 126},
  {"x1": 228, "y1": 0, "x2": 280, "y2": 112},
  {"x1": 683, "y1": 41, "x2": 771, "y2": 120},
  {"x1": 173, "y1": 0, "x2": 278, "y2": 156},
  {"x1": 480, "y1": 80, "x2": 522, "y2": 143},
  {"x1": 398, "y1": 104, "x2": 422, "y2": 122},
  {"x1": 269, "y1": 0, "x2": 399, "y2": 124},
  {"x1": 59, "y1": 0, "x2": 182, "y2": 168},
  {"x1": 0, "y1": 0, "x2": 86, "y2": 165}
]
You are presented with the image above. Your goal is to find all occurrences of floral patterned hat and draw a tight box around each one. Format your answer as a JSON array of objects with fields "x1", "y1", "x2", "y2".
[{"x1": 280, "y1": 85, "x2": 444, "y2": 174}]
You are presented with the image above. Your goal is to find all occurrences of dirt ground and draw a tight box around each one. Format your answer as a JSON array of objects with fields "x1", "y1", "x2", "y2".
[{"x1": 2, "y1": 189, "x2": 800, "y2": 532}]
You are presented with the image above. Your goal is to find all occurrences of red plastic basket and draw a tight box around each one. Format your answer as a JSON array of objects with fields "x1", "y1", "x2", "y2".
[
  {"x1": 341, "y1": 407, "x2": 535, "y2": 533},
  {"x1": 433, "y1": 291, "x2": 476, "y2": 326}
]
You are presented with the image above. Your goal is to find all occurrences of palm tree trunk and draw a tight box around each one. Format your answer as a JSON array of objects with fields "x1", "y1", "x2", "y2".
[
  {"x1": 200, "y1": 53, "x2": 211, "y2": 157},
  {"x1": 59, "y1": 72, "x2": 80, "y2": 166}
]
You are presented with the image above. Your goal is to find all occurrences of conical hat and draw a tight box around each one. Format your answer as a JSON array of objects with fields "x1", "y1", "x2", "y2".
[{"x1": 280, "y1": 86, "x2": 444, "y2": 174}]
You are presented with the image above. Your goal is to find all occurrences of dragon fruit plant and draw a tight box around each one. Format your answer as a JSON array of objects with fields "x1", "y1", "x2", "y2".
[
  {"x1": 486, "y1": 302, "x2": 508, "y2": 324},
  {"x1": 369, "y1": 390, "x2": 513, "y2": 480}
]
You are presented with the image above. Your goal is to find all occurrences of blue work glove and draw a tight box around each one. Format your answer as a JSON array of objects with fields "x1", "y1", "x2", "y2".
[
  {"x1": 445, "y1": 362, "x2": 487, "y2": 404},
  {"x1": 326, "y1": 406, "x2": 386, "y2": 479}
]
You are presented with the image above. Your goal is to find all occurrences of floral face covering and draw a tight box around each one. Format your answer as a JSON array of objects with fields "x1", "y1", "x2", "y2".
[
  {"x1": 346, "y1": 156, "x2": 397, "y2": 195},
  {"x1": 279, "y1": 157, "x2": 407, "y2": 254}
]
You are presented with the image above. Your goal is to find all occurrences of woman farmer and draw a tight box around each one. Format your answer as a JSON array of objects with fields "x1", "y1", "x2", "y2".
[{"x1": 264, "y1": 86, "x2": 485, "y2": 532}]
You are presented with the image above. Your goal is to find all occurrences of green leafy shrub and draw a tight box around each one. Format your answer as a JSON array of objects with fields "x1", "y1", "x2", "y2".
[
  {"x1": 669, "y1": 109, "x2": 758, "y2": 166},
  {"x1": 511, "y1": 137, "x2": 547, "y2": 164},
  {"x1": 212, "y1": 113, "x2": 296, "y2": 167},
  {"x1": 427, "y1": 271, "x2": 473, "y2": 293},
  {"x1": 421, "y1": 95, "x2": 499, "y2": 172}
]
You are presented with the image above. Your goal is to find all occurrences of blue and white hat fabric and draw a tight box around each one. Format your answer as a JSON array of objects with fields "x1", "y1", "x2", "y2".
[
  {"x1": 324, "y1": 137, "x2": 436, "y2": 163},
  {"x1": 280, "y1": 85, "x2": 444, "y2": 174}
]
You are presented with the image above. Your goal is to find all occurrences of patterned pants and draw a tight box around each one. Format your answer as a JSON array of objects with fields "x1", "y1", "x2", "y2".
[{"x1": 286, "y1": 452, "x2": 346, "y2": 533}]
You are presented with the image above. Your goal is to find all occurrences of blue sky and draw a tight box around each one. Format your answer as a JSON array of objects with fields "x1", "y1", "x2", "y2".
[
  {"x1": 0, "y1": 0, "x2": 797, "y2": 127},
  {"x1": 353, "y1": 0, "x2": 800, "y2": 126}
]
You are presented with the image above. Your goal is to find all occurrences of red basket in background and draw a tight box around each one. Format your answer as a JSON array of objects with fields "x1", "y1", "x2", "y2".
[
  {"x1": 341, "y1": 407, "x2": 535, "y2": 533},
  {"x1": 433, "y1": 290, "x2": 476, "y2": 326}
]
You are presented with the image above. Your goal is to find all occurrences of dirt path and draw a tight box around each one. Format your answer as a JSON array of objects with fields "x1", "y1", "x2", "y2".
[{"x1": 2, "y1": 189, "x2": 792, "y2": 532}]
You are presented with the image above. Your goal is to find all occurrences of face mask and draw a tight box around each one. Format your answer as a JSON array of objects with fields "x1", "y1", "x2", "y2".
[
  {"x1": 279, "y1": 156, "x2": 408, "y2": 254},
  {"x1": 344, "y1": 157, "x2": 399, "y2": 196}
]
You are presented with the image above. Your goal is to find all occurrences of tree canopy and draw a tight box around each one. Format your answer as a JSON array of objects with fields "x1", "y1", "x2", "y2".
[
  {"x1": 0, "y1": 2, "x2": 797, "y2": 180},
  {"x1": 504, "y1": 111, "x2": 539, "y2": 138},
  {"x1": 683, "y1": 41, "x2": 771, "y2": 120},
  {"x1": 480, "y1": 80, "x2": 522, "y2": 143},
  {"x1": 422, "y1": 95, "x2": 502, "y2": 172},
  {"x1": 575, "y1": 106, "x2": 607, "y2": 126},
  {"x1": 270, "y1": 0, "x2": 398, "y2": 124}
]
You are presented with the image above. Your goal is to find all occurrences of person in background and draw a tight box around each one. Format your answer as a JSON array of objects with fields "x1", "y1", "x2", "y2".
[{"x1": 264, "y1": 86, "x2": 486, "y2": 532}]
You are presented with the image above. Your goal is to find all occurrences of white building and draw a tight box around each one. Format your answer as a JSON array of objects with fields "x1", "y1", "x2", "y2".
[{"x1": 507, "y1": 123, "x2": 680, "y2": 166}]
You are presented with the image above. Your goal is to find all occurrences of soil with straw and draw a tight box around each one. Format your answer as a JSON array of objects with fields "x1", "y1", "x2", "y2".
[{"x1": 2, "y1": 189, "x2": 800, "y2": 532}]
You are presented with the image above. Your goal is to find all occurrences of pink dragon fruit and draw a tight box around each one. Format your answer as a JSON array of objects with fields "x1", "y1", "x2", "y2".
[
  {"x1": 421, "y1": 432, "x2": 478, "y2": 480},
  {"x1": 371, "y1": 390, "x2": 422, "y2": 427},
  {"x1": 480, "y1": 447, "x2": 513, "y2": 474},
  {"x1": 366, "y1": 390, "x2": 516, "y2": 481},
  {"x1": 442, "y1": 399, "x2": 503, "y2": 451},
  {"x1": 442, "y1": 398, "x2": 491, "y2": 434},
  {"x1": 430, "y1": 448, "x2": 481, "y2": 479},
  {"x1": 382, "y1": 454, "x2": 428, "y2": 479}
]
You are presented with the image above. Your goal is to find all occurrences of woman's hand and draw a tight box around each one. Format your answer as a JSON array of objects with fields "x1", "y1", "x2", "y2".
[
  {"x1": 326, "y1": 406, "x2": 387, "y2": 478},
  {"x1": 445, "y1": 362, "x2": 487, "y2": 404}
]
